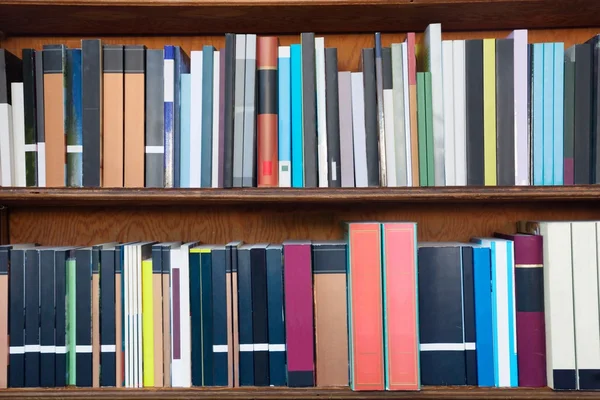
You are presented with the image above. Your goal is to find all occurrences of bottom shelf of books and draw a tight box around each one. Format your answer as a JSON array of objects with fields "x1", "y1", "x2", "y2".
[{"x1": 0, "y1": 220, "x2": 597, "y2": 398}]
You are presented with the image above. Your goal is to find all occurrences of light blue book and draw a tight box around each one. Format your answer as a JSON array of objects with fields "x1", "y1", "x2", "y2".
[
  {"x1": 180, "y1": 73, "x2": 191, "y2": 188},
  {"x1": 66, "y1": 48, "x2": 83, "y2": 187},
  {"x1": 532, "y1": 44, "x2": 544, "y2": 186},
  {"x1": 278, "y1": 47, "x2": 292, "y2": 187},
  {"x1": 471, "y1": 245, "x2": 494, "y2": 387},
  {"x1": 291, "y1": 44, "x2": 304, "y2": 188},
  {"x1": 201, "y1": 46, "x2": 214, "y2": 188},
  {"x1": 543, "y1": 43, "x2": 554, "y2": 185},
  {"x1": 553, "y1": 42, "x2": 565, "y2": 185}
]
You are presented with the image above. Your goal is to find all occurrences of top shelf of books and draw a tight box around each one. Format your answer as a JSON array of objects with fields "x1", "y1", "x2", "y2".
[{"x1": 1, "y1": 0, "x2": 600, "y2": 36}]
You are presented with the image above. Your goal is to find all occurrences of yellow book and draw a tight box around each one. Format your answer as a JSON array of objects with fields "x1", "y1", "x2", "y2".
[
  {"x1": 483, "y1": 38, "x2": 497, "y2": 186},
  {"x1": 142, "y1": 259, "x2": 154, "y2": 387}
]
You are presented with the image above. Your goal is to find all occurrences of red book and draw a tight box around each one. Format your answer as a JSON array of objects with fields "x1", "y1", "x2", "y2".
[
  {"x1": 257, "y1": 36, "x2": 279, "y2": 187},
  {"x1": 347, "y1": 222, "x2": 384, "y2": 391}
]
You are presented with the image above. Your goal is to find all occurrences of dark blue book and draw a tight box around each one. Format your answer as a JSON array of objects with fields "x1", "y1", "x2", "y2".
[
  {"x1": 237, "y1": 244, "x2": 254, "y2": 386},
  {"x1": 75, "y1": 248, "x2": 93, "y2": 387},
  {"x1": 250, "y1": 244, "x2": 269, "y2": 386},
  {"x1": 418, "y1": 243, "x2": 466, "y2": 386},
  {"x1": 200, "y1": 247, "x2": 214, "y2": 386},
  {"x1": 266, "y1": 244, "x2": 286, "y2": 386},
  {"x1": 39, "y1": 248, "x2": 56, "y2": 387},
  {"x1": 100, "y1": 247, "x2": 117, "y2": 386},
  {"x1": 24, "y1": 248, "x2": 40, "y2": 387},
  {"x1": 211, "y1": 246, "x2": 228, "y2": 386},
  {"x1": 189, "y1": 247, "x2": 202, "y2": 386},
  {"x1": 462, "y1": 246, "x2": 478, "y2": 386},
  {"x1": 54, "y1": 248, "x2": 73, "y2": 387},
  {"x1": 7, "y1": 247, "x2": 25, "y2": 388}
]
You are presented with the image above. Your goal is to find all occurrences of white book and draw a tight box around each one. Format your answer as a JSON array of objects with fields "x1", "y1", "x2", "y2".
[
  {"x1": 132, "y1": 245, "x2": 138, "y2": 387},
  {"x1": 391, "y1": 44, "x2": 405, "y2": 187},
  {"x1": 442, "y1": 41, "x2": 455, "y2": 186},
  {"x1": 453, "y1": 40, "x2": 467, "y2": 186},
  {"x1": 315, "y1": 37, "x2": 328, "y2": 187},
  {"x1": 351, "y1": 72, "x2": 368, "y2": 188},
  {"x1": 11, "y1": 83, "x2": 25, "y2": 187},
  {"x1": 573, "y1": 222, "x2": 600, "y2": 390},
  {"x1": 424, "y1": 23, "x2": 445, "y2": 186},
  {"x1": 179, "y1": 242, "x2": 194, "y2": 387},
  {"x1": 123, "y1": 245, "x2": 130, "y2": 387},
  {"x1": 189, "y1": 51, "x2": 203, "y2": 188},
  {"x1": 540, "y1": 222, "x2": 576, "y2": 390},
  {"x1": 170, "y1": 247, "x2": 185, "y2": 387},
  {"x1": 383, "y1": 87, "x2": 396, "y2": 187},
  {"x1": 402, "y1": 42, "x2": 412, "y2": 186},
  {"x1": 508, "y1": 30, "x2": 529, "y2": 185},
  {"x1": 212, "y1": 51, "x2": 220, "y2": 188},
  {"x1": 0, "y1": 104, "x2": 13, "y2": 186}
]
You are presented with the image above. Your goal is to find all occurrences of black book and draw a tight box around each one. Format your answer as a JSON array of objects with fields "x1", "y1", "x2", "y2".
[
  {"x1": 211, "y1": 246, "x2": 228, "y2": 386},
  {"x1": 495, "y1": 38, "x2": 515, "y2": 186},
  {"x1": 9, "y1": 248, "x2": 25, "y2": 388},
  {"x1": 75, "y1": 248, "x2": 93, "y2": 387},
  {"x1": 100, "y1": 248, "x2": 116, "y2": 386},
  {"x1": 35, "y1": 51, "x2": 45, "y2": 187},
  {"x1": 0, "y1": 49, "x2": 23, "y2": 104},
  {"x1": 361, "y1": 48, "x2": 380, "y2": 187},
  {"x1": 325, "y1": 48, "x2": 341, "y2": 188},
  {"x1": 584, "y1": 35, "x2": 600, "y2": 182},
  {"x1": 54, "y1": 249, "x2": 71, "y2": 387},
  {"x1": 250, "y1": 244, "x2": 269, "y2": 386},
  {"x1": 564, "y1": 54, "x2": 575, "y2": 185},
  {"x1": 39, "y1": 248, "x2": 56, "y2": 387},
  {"x1": 24, "y1": 249, "x2": 40, "y2": 388},
  {"x1": 571, "y1": 44, "x2": 594, "y2": 184},
  {"x1": 22, "y1": 49, "x2": 38, "y2": 187},
  {"x1": 223, "y1": 33, "x2": 236, "y2": 188},
  {"x1": 145, "y1": 49, "x2": 165, "y2": 188},
  {"x1": 461, "y1": 246, "x2": 477, "y2": 385},
  {"x1": 301, "y1": 33, "x2": 318, "y2": 188},
  {"x1": 465, "y1": 40, "x2": 485, "y2": 186},
  {"x1": 237, "y1": 244, "x2": 254, "y2": 386},
  {"x1": 82, "y1": 39, "x2": 102, "y2": 187}
]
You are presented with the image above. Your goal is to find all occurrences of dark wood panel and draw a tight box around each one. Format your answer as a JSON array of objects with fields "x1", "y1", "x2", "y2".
[
  {"x1": 10, "y1": 201, "x2": 600, "y2": 245},
  {"x1": 0, "y1": 386, "x2": 595, "y2": 399},
  {"x1": 1, "y1": 0, "x2": 600, "y2": 36}
]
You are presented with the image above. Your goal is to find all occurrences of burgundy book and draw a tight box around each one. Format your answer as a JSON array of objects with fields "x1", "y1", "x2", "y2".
[
  {"x1": 495, "y1": 232, "x2": 546, "y2": 387},
  {"x1": 282, "y1": 241, "x2": 314, "y2": 387}
]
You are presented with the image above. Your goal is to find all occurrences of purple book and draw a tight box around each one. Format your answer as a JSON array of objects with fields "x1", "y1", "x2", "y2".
[
  {"x1": 495, "y1": 232, "x2": 546, "y2": 387},
  {"x1": 283, "y1": 240, "x2": 314, "y2": 387}
]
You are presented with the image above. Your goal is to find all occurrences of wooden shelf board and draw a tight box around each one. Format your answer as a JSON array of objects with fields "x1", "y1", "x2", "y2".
[
  {"x1": 2, "y1": 0, "x2": 600, "y2": 36},
  {"x1": 0, "y1": 387, "x2": 595, "y2": 399},
  {"x1": 0, "y1": 186, "x2": 600, "y2": 207}
]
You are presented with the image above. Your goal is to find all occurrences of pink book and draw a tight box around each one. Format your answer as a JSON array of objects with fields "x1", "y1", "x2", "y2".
[{"x1": 283, "y1": 240, "x2": 314, "y2": 387}]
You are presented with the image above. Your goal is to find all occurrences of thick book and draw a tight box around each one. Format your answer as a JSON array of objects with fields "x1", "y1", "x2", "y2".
[
  {"x1": 124, "y1": 45, "x2": 146, "y2": 188},
  {"x1": 145, "y1": 49, "x2": 165, "y2": 188},
  {"x1": 81, "y1": 39, "x2": 102, "y2": 187},
  {"x1": 283, "y1": 240, "x2": 314, "y2": 387},
  {"x1": 472, "y1": 245, "x2": 494, "y2": 387},
  {"x1": 237, "y1": 244, "x2": 254, "y2": 386},
  {"x1": 226, "y1": 241, "x2": 243, "y2": 387},
  {"x1": 338, "y1": 71, "x2": 354, "y2": 187},
  {"x1": 250, "y1": 244, "x2": 269, "y2": 386},
  {"x1": 325, "y1": 48, "x2": 341, "y2": 188},
  {"x1": 9, "y1": 248, "x2": 26, "y2": 387},
  {"x1": 313, "y1": 241, "x2": 348, "y2": 387},
  {"x1": 189, "y1": 246, "x2": 202, "y2": 386},
  {"x1": 21, "y1": 49, "x2": 38, "y2": 187},
  {"x1": 100, "y1": 248, "x2": 117, "y2": 387},
  {"x1": 301, "y1": 33, "x2": 317, "y2": 187},
  {"x1": 265, "y1": 245, "x2": 286, "y2": 386},
  {"x1": 102, "y1": 45, "x2": 124, "y2": 188},
  {"x1": 257, "y1": 37, "x2": 279, "y2": 187},
  {"x1": 465, "y1": 40, "x2": 484, "y2": 186}
]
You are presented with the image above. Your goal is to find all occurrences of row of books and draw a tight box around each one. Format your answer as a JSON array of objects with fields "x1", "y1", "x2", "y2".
[
  {"x1": 1, "y1": 26, "x2": 600, "y2": 189},
  {"x1": 2, "y1": 220, "x2": 597, "y2": 391}
]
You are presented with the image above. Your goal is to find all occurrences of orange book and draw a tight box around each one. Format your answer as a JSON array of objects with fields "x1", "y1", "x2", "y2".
[
  {"x1": 347, "y1": 222, "x2": 384, "y2": 391},
  {"x1": 103, "y1": 45, "x2": 124, "y2": 187},
  {"x1": 43, "y1": 45, "x2": 66, "y2": 187},
  {"x1": 382, "y1": 222, "x2": 420, "y2": 390}
]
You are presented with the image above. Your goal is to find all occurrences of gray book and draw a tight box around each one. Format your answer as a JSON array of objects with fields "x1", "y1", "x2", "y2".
[
  {"x1": 242, "y1": 35, "x2": 257, "y2": 188},
  {"x1": 374, "y1": 33, "x2": 387, "y2": 187},
  {"x1": 233, "y1": 34, "x2": 246, "y2": 187},
  {"x1": 325, "y1": 48, "x2": 340, "y2": 188},
  {"x1": 391, "y1": 43, "x2": 407, "y2": 186},
  {"x1": 145, "y1": 49, "x2": 164, "y2": 188},
  {"x1": 201, "y1": 45, "x2": 215, "y2": 188},
  {"x1": 495, "y1": 38, "x2": 515, "y2": 186},
  {"x1": 361, "y1": 48, "x2": 380, "y2": 187},
  {"x1": 338, "y1": 71, "x2": 354, "y2": 187}
]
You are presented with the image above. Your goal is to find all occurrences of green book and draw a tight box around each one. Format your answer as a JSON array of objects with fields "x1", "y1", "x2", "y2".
[
  {"x1": 424, "y1": 72, "x2": 435, "y2": 187},
  {"x1": 66, "y1": 257, "x2": 76, "y2": 385},
  {"x1": 417, "y1": 72, "x2": 428, "y2": 186}
]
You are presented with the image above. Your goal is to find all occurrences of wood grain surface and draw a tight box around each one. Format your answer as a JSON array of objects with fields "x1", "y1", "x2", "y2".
[
  {"x1": 2, "y1": 0, "x2": 600, "y2": 36},
  {"x1": 2, "y1": 29, "x2": 599, "y2": 73},
  {"x1": 0, "y1": 386, "x2": 596, "y2": 399}
]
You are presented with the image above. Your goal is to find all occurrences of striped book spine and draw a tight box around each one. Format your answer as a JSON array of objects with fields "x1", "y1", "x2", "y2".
[
  {"x1": 66, "y1": 256, "x2": 76, "y2": 385},
  {"x1": 266, "y1": 245, "x2": 286, "y2": 386},
  {"x1": 54, "y1": 249, "x2": 69, "y2": 387},
  {"x1": 382, "y1": 223, "x2": 419, "y2": 390},
  {"x1": 200, "y1": 248, "x2": 214, "y2": 386},
  {"x1": 257, "y1": 36, "x2": 279, "y2": 187},
  {"x1": 211, "y1": 246, "x2": 229, "y2": 386},
  {"x1": 75, "y1": 248, "x2": 93, "y2": 387},
  {"x1": 283, "y1": 240, "x2": 314, "y2": 387},
  {"x1": 278, "y1": 46, "x2": 291, "y2": 187}
]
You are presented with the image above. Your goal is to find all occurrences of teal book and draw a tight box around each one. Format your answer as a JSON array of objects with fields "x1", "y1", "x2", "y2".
[
  {"x1": 201, "y1": 46, "x2": 214, "y2": 188},
  {"x1": 291, "y1": 44, "x2": 304, "y2": 188},
  {"x1": 66, "y1": 257, "x2": 76, "y2": 385},
  {"x1": 200, "y1": 248, "x2": 213, "y2": 386},
  {"x1": 553, "y1": 42, "x2": 564, "y2": 185},
  {"x1": 180, "y1": 73, "x2": 191, "y2": 188},
  {"x1": 532, "y1": 44, "x2": 544, "y2": 186},
  {"x1": 65, "y1": 49, "x2": 82, "y2": 187},
  {"x1": 542, "y1": 43, "x2": 554, "y2": 185}
]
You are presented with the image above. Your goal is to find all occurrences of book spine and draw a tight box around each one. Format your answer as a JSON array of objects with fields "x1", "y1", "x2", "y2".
[
  {"x1": 66, "y1": 257, "x2": 76, "y2": 385},
  {"x1": 189, "y1": 50, "x2": 203, "y2": 188},
  {"x1": 406, "y1": 33, "x2": 419, "y2": 186},
  {"x1": 563, "y1": 51, "x2": 575, "y2": 185},
  {"x1": 266, "y1": 245, "x2": 285, "y2": 386},
  {"x1": 391, "y1": 44, "x2": 406, "y2": 187},
  {"x1": 382, "y1": 224, "x2": 419, "y2": 390},
  {"x1": 201, "y1": 251, "x2": 214, "y2": 386},
  {"x1": 462, "y1": 246, "x2": 477, "y2": 386},
  {"x1": 573, "y1": 44, "x2": 593, "y2": 184},
  {"x1": 202, "y1": 46, "x2": 215, "y2": 188},
  {"x1": 223, "y1": 34, "x2": 236, "y2": 188},
  {"x1": 351, "y1": 72, "x2": 368, "y2": 187},
  {"x1": 453, "y1": 40, "x2": 467, "y2": 186},
  {"x1": 141, "y1": 259, "x2": 154, "y2": 387},
  {"x1": 11, "y1": 82, "x2": 26, "y2": 187},
  {"x1": 277, "y1": 46, "x2": 291, "y2": 188},
  {"x1": 242, "y1": 35, "x2": 257, "y2": 188},
  {"x1": 8, "y1": 250, "x2": 25, "y2": 387},
  {"x1": 313, "y1": 242, "x2": 348, "y2": 387},
  {"x1": 401, "y1": 43, "x2": 413, "y2": 186},
  {"x1": 418, "y1": 245, "x2": 466, "y2": 386},
  {"x1": 43, "y1": 45, "x2": 66, "y2": 187},
  {"x1": 532, "y1": 44, "x2": 544, "y2": 185},
  {"x1": 35, "y1": 51, "x2": 46, "y2": 187},
  {"x1": 218, "y1": 49, "x2": 226, "y2": 188},
  {"x1": 40, "y1": 252, "x2": 56, "y2": 388},
  {"x1": 115, "y1": 246, "x2": 124, "y2": 387},
  {"x1": 226, "y1": 242, "x2": 241, "y2": 387},
  {"x1": 180, "y1": 245, "x2": 193, "y2": 387},
  {"x1": 24, "y1": 249, "x2": 40, "y2": 387},
  {"x1": 0, "y1": 248, "x2": 8, "y2": 388},
  {"x1": 102, "y1": 45, "x2": 124, "y2": 188},
  {"x1": 315, "y1": 37, "x2": 328, "y2": 187},
  {"x1": 495, "y1": 38, "x2": 515, "y2": 186},
  {"x1": 22, "y1": 49, "x2": 38, "y2": 187},
  {"x1": 75, "y1": 249, "x2": 93, "y2": 387},
  {"x1": 161, "y1": 247, "x2": 171, "y2": 387},
  {"x1": 465, "y1": 40, "x2": 484, "y2": 186},
  {"x1": 382, "y1": 47, "x2": 395, "y2": 187},
  {"x1": 283, "y1": 242, "x2": 314, "y2": 387},
  {"x1": 91, "y1": 248, "x2": 101, "y2": 387},
  {"x1": 163, "y1": 46, "x2": 176, "y2": 188},
  {"x1": 483, "y1": 39, "x2": 497, "y2": 186},
  {"x1": 65, "y1": 49, "x2": 83, "y2": 187},
  {"x1": 82, "y1": 39, "x2": 102, "y2": 187},
  {"x1": 250, "y1": 247, "x2": 269, "y2": 386},
  {"x1": 301, "y1": 33, "x2": 317, "y2": 187},
  {"x1": 542, "y1": 43, "x2": 554, "y2": 185},
  {"x1": 291, "y1": 44, "x2": 304, "y2": 188},
  {"x1": 325, "y1": 48, "x2": 341, "y2": 188},
  {"x1": 212, "y1": 51, "x2": 221, "y2": 188},
  {"x1": 179, "y1": 73, "x2": 191, "y2": 188},
  {"x1": 510, "y1": 30, "x2": 530, "y2": 185},
  {"x1": 174, "y1": 48, "x2": 190, "y2": 188},
  {"x1": 237, "y1": 247, "x2": 254, "y2": 386},
  {"x1": 442, "y1": 41, "x2": 455, "y2": 186},
  {"x1": 338, "y1": 71, "x2": 355, "y2": 187},
  {"x1": 362, "y1": 48, "x2": 379, "y2": 187},
  {"x1": 211, "y1": 247, "x2": 228, "y2": 386},
  {"x1": 424, "y1": 72, "x2": 434, "y2": 186},
  {"x1": 257, "y1": 37, "x2": 279, "y2": 188},
  {"x1": 347, "y1": 224, "x2": 383, "y2": 390},
  {"x1": 145, "y1": 49, "x2": 165, "y2": 188},
  {"x1": 54, "y1": 251, "x2": 67, "y2": 387},
  {"x1": 123, "y1": 45, "x2": 145, "y2": 188},
  {"x1": 151, "y1": 247, "x2": 163, "y2": 387},
  {"x1": 374, "y1": 34, "x2": 387, "y2": 186},
  {"x1": 473, "y1": 246, "x2": 494, "y2": 386},
  {"x1": 553, "y1": 42, "x2": 565, "y2": 185},
  {"x1": 189, "y1": 250, "x2": 202, "y2": 386},
  {"x1": 100, "y1": 249, "x2": 116, "y2": 387},
  {"x1": 416, "y1": 73, "x2": 427, "y2": 186},
  {"x1": 233, "y1": 34, "x2": 246, "y2": 188}
]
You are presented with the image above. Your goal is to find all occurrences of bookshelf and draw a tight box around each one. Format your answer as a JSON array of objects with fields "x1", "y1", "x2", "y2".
[{"x1": 1, "y1": 0, "x2": 600, "y2": 398}]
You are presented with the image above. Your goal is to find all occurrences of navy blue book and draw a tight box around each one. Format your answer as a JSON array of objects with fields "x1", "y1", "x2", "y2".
[
  {"x1": 250, "y1": 244, "x2": 269, "y2": 386},
  {"x1": 39, "y1": 248, "x2": 56, "y2": 387},
  {"x1": 266, "y1": 244, "x2": 286, "y2": 386},
  {"x1": 200, "y1": 247, "x2": 214, "y2": 386},
  {"x1": 237, "y1": 244, "x2": 254, "y2": 386},
  {"x1": 462, "y1": 246, "x2": 478, "y2": 386},
  {"x1": 8, "y1": 247, "x2": 25, "y2": 388},
  {"x1": 418, "y1": 243, "x2": 466, "y2": 386},
  {"x1": 75, "y1": 248, "x2": 93, "y2": 387},
  {"x1": 100, "y1": 248, "x2": 117, "y2": 387},
  {"x1": 211, "y1": 246, "x2": 228, "y2": 386},
  {"x1": 189, "y1": 246, "x2": 202, "y2": 386},
  {"x1": 24, "y1": 248, "x2": 40, "y2": 388}
]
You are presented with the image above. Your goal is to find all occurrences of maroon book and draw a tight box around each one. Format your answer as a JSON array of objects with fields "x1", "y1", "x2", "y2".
[{"x1": 495, "y1": 232, "x2": 546, "y2": 387}]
